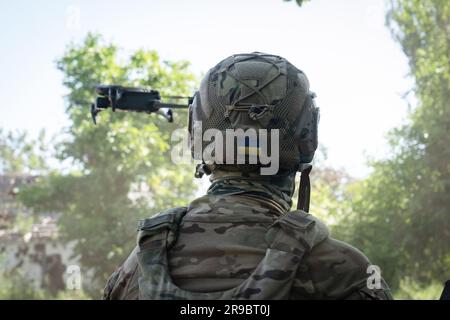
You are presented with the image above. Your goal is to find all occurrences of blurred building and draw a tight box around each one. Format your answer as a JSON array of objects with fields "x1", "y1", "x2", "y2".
[{"x1": 0, "y1": 175, "x2": 81, "y2": 295}]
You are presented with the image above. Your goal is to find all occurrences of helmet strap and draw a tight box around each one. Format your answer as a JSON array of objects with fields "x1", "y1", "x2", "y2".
[
  {"x1": 194, "y1": 162, "x2": 214, "y2": 178},
  {"x1": 297, "y1": 164, "x2": 312, "y2": 212}
]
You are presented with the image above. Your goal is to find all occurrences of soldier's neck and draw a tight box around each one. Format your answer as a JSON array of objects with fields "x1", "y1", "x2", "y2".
[{"x1": 207, "y1": 170, "x2": 295, "y2": 213}]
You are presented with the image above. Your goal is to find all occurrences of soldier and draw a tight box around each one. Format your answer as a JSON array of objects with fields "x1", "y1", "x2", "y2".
[{"x1": 103, "y1": 52, "x2": 393, "y2": 300}]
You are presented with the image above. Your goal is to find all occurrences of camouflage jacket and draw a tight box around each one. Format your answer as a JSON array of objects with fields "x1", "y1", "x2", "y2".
[{"x1": 103, "y1": 178, "x2": 393, "y2": 300}]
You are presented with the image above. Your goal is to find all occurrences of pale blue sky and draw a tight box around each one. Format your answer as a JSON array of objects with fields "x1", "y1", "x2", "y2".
[{"x1": 0, "y1": 0, "x2": 413, "y2": 178}]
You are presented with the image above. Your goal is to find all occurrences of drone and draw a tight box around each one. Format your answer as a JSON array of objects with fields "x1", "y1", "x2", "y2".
[{"x1": 90, "y1": 85, "x2": 192, "y2": 124}]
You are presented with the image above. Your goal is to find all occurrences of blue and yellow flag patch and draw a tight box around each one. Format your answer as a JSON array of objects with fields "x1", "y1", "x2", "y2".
[{"x1": 237, "y1": 137, "x2": 260, "y2": 156}]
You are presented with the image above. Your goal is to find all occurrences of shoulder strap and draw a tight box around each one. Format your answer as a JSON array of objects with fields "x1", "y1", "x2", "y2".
[
  {"x1": 229, "y1": 210, "x2": 329, "y2": 299},
  {"x1": 137, "y1": 207, "x2": 187, "y2": 250},
  {"x1": 267, "y1": 209, "x2": 329, "y2": 254}
]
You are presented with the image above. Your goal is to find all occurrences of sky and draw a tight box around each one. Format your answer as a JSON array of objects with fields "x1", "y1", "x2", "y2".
[{"x1": 0, "y1": 0, "x2": 413, "y2": 178}]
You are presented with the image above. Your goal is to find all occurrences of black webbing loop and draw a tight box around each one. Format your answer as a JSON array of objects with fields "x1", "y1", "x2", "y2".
[{"x1": 297, "y1": 164, "x2": 312, "y2": 212}]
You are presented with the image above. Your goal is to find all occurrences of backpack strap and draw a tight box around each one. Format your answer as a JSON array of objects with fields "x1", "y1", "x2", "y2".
[
  {"x1": 137, "y1": 207, "x2": 187, "y2": 253},
  {"x1": 267, "y1": 209, "x2": 329, "y2": 256},
  {"x1": 229, "y1": 210, "x2": 329, "y2": 299}
]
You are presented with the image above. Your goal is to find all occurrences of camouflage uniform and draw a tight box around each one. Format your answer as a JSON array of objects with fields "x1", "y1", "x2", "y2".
[
  {"x1": 103, "y1": 53, "x2": 392, "y2": 299},
  {"x1": 103, "y1": 174, "x2": 392, "y2": 300}
]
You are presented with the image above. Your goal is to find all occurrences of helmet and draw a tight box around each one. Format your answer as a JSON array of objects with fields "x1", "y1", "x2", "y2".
[{"x1": 188, "y1": 52, "x2": 319, "y2": 175}]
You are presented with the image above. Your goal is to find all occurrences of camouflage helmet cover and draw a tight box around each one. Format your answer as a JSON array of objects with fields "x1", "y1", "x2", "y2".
[{"x1": 189, "y1": 52, "x2": 319, "y2": 173}]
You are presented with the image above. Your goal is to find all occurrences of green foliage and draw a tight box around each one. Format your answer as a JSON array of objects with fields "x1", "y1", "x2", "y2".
[
  {"x1": 19, "y1": 33, "x2": 198, "y2": 296},
  {"x1": 0, "y1": 270, "x2": 47, "y2": 300},
  {"x1": 394, "y1": 277, "x2": 444, "y2": 300},
  {"x1": 0, "y1": 129, "x2": 49, "y2": 175},
  {"x1": 0, "y1": 130, "x2": 45, "y2": 230},
  {"x1": 0, "y1": 267, "x2": 90, "y2": 300},
  {"x1": 293, "y1": 147, "x2": 355, "y2": 229},
  {"x1": 310, "y1": 166, "x2": 354, "y2": 229},
  {"x1": 54, "y1": 289, "x2": 91, "y2": 300},
  {"x1": 7, "y1": 0, "x2": 447, "y2": 300},
  {"x1": 336, "y1": 0, "x2": 450, "y2": 292}
]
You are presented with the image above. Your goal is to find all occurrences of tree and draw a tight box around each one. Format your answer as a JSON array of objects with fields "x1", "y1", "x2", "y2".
[
  {"x1": 339, "y1": 0, "x2": 449, "y2": 291},
  {"x1": 291, "y1": 146, "x2": 355, "y2": 230},
  {"x1": 19, "y1": 33, "x2": 198, "y2": 296},
  {"x1": 0, "y1": 129, "x2": 49, "y2": 175},
  {"x1": 0, "y1": 129, "x2": 51, "y2": 232}
]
